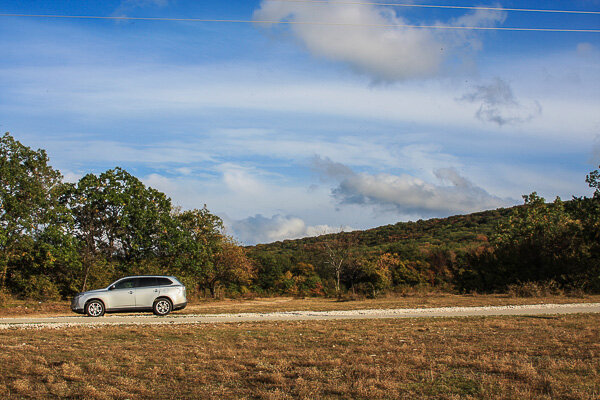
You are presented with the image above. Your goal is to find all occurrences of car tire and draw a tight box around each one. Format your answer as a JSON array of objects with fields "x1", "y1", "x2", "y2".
[
  {"x1": 153, "y1": 298, "x2": 172, "y2": 316},
  {"x1": 85, "y1": 300, "x2": 105, "y2": 317}
]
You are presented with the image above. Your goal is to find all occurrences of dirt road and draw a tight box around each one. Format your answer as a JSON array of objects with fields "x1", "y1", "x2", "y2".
[{"x1": 1, "y1": 302, "x2": 599, "y2": 329}]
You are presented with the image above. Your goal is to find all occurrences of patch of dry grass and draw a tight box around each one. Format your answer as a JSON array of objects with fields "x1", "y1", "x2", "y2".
[
  {"x1": 185, "y1": 293, "x2": 600, "y2": 315},
  {"x1": 0, "y1": 298, "x2": 69, "y2": 317},
  {"x1": 3, "y1": 293, "x2": 599, "y2": 318},
  {"x1": 0, "y1": 314, "x2": 598, "y2": 399}
]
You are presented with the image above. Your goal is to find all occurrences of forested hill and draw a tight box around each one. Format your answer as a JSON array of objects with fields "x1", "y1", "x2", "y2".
[
  {"x1": 249, "y1": 207, "x2": 514, "y2": 255},
  {"x1": 245, "y1": 206, "x2": 518, "y2": 293},
  {"x1": 246, "y1": 192, "x2": 599, "y2": 295}
]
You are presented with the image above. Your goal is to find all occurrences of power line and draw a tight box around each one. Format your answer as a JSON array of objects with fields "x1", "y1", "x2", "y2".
[
  {"x1": 0, "y1": 13, "x2": 599, "y2": 32},
  {"x1": 265, "y1": 0, "x2": 600, "y2": 15}
]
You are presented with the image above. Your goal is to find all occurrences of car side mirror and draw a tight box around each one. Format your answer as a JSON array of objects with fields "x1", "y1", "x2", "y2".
[{"x1": 108, "y1": 285, "x2": 115, "y2": 290}]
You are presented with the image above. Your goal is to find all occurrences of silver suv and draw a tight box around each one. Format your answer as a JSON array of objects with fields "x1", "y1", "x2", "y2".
[{"x1": 71, "y1": 276, "x2": 187, "y2": 317}]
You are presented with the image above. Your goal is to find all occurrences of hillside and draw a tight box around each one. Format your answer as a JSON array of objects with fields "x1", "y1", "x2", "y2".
[
  {"x1": 245, "y1": 206, "x2": 518, "y2": 294},
  {"x1": 247, "y1": 193, "x2": 599, "y2": 296},
  {"x1": 249, "y1": 207, "x2": 514, "y2": 254}
]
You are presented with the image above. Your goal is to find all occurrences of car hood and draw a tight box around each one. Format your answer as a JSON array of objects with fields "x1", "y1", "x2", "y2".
[{"x1": 78, "y1": 288, "x2": 108, "y2": 296}]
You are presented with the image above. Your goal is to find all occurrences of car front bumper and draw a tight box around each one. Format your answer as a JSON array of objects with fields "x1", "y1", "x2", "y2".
[{"x1": 71, "y1": 296, "x2": 85, "y2": 314}]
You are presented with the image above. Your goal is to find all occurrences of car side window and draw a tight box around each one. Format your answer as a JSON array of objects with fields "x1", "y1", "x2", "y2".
[
  {"x1": 156, "y1": 277, "x2": 173, "y2": 286},
  {"x1": 114, "y1": 278, "x2": 137, "y2": 289},
  {"x1": 138, "y1": 277, "x2": 157, "y2": 287}
]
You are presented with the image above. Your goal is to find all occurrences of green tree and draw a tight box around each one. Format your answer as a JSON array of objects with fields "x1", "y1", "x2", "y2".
[
  {"x1": 62, "y1": 167, "x2": 174, "y2": 290},
  {"x1": 173, "y1": 207, "x2": 224, "y2": 293},
  {"x1": 461, "y1": 192, "x2": 588, "y2": 292},
  {"x1": 586, "y1": 165, "x2": 599, "y2": 198},
  {"x1": 14, "y1": 225, "x2": 82, "y2": 299},
  {"x1": 0, "y1": 133, "x2": 63, "y2": 291},
  {"x1": 567, "y1": 165, "x2": 600, "y2": 291}
]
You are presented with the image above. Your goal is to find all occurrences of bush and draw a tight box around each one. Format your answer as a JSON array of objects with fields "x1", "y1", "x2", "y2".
[
  {"x1": 506, "y1": 280, "x2": 563, "y2": 297},
  {"x1": 0, "y1": 289, "x2": 10, "y2": 307},
  {"x1": 20, "y1": 275, "x2": 62, "y2": 301}
]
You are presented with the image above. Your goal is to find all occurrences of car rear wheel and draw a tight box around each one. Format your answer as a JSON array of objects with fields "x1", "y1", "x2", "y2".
[
  {"x1": 153, "y1": 298, "x2": 172, "y2": 316},
  {"x1": 85, "y1": 300, "x2": 105, "y2": 317}
]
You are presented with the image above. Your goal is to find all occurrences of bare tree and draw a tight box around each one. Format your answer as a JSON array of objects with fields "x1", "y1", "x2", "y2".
[{"x1": 322, "y1": 230, "x2": 356, "y2": 298}]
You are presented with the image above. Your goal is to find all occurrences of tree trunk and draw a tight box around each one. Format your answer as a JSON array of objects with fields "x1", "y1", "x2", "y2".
[
  {"x1": 0, "y1": 260, "x2": 7, "y2": 291},
  {"x1": 209, "y1": 281, "x2": 217, "y2": 298},
  {"x1": 81, "y1": 260, "x2": 91, "y2": 292}
]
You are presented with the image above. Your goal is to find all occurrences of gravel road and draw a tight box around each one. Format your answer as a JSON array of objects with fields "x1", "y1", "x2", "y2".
[{"x1": 1, "y1": 303, "x2": 599, "y2": 329}]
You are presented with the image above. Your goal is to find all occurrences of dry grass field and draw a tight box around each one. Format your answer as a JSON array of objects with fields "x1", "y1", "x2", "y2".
[
  {"x1": 0, "y1": 314, "x2": 598, "y2": 399},
  {"x1": 2, "y1": 293, "x2": 600, "y2": 317}
]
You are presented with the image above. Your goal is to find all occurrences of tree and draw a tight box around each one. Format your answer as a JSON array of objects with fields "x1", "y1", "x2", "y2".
[
  {"x1": 322, "y1": 233, "x2": 356, "y2": 297},
  {"x1": 0, "y1": 133, "x2": 63, "y2": 290},
  {"x1": 204, "y1": 236, "x2": 255, "y2": 298},
  {"x1": 173, "y1": 207, "x2": 224, "y2": 292},
  {"x1": 379, "y1": 253, "x2": 426, "y2": 287},
  {"x1": 62, "y1": 167, "x2": 174, "y2": 291},
  {"x1": 586, "y1": 165, "x2": 600, "y2": 198},
  {"x1": 567, "y1": 165, "x2": 600, "y2": 291},
  {"x1": 461, "y1": 192, "x2": 587, "y2": 292}
]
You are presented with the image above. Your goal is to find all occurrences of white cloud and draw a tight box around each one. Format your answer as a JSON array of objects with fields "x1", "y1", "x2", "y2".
[
  {"x1": 313, "y1": 157, "x2": 513, "y2": 216},
  {"x1": 460, "y1": 77, "x2": 542, "y2": 126},
  {"x1": 448, "y1": 8, "x2": 507, "y2": 52},
  {"x1": 226, "y1": 214, "x2": 352, "y2": 245},
  {"x1": 253, "y1": 0, "x2": 504, "y2": 82},
  {"x1": 5, "y1": 63, "x2": 598, "y2": 142},
  {"x1": 219, "y1": 163, "x2": 268, "y2": 195}
]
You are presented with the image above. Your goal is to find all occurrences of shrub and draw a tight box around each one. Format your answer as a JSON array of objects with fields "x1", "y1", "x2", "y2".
[
  {"x1": 507, "y1": 280, "x2": 563, "y2": 297},
  {"x1": 20, "y1": 275, "x2": 62, "y2": 301}
]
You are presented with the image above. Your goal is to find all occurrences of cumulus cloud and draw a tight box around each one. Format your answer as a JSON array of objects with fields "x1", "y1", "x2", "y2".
[
  {"x1": 226, "y1": 214, "x2": 352, "y2": 245},
  {"x1": 313, "y1": 157, "x2": 512, "y2": 216},
  {"x1": 460, "y1": 78, "x2": 542, "y2": 126},
  {"x1": 253, "y1": 0, "x2": 504, "y2": 82}
]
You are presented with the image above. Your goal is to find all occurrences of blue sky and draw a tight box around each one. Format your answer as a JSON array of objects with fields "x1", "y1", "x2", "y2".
[{"x1": 1, "y1": 0, "x2": 599, "y2": 244}]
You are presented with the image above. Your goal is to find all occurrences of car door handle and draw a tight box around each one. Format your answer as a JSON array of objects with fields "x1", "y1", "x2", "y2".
[
  {"x1": 154, "y1": 289, "x2": 158, "y2": 292},
  {"x1": 129, "y1": 291, "x2": 133, "y2": 294}
]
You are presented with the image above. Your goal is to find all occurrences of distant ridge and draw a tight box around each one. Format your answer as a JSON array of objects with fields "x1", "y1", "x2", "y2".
[{"x1": 249, "y1": 206, "x2": 516, "y2": 252}]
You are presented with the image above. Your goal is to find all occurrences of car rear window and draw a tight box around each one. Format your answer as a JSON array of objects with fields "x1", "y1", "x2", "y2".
[
  {"x1": 156, "y1": 277, "x2": 173, "y2": 286},
  {"x1": 137, "y1": 277, "x2": 157, "y2": 287}
]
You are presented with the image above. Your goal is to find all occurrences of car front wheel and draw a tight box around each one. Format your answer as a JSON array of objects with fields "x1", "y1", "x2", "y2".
[
  {"x1": 153, "y1": 298, "x2": 172, "y2": 316},
  {"x1": 85, "y1": 300, "x2": 105, "y2": 317}
]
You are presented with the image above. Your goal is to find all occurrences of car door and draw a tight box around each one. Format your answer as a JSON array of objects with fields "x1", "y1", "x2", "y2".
[
  {"x1": 135, "y1": 277, "x2": 159, "y2": 308},
  {"x1": 109, "y1": 278, "x2": 137, "y2": 309}
]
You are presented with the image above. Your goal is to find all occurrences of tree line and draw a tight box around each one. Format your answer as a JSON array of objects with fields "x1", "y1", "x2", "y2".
[
  {"x1": 1, "y1": 132, "x2": 599, "y2": 300},
  {"x1": 0, "y1": 133, "x2": 253, "y2": 299}
]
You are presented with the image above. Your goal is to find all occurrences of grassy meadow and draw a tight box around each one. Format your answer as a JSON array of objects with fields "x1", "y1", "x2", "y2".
[{"x1": 0, "y1": 313, "x2": 599, "y2": 399}]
